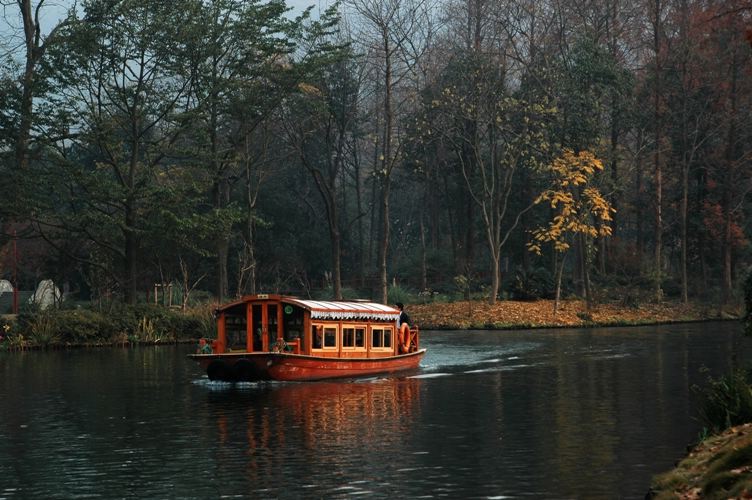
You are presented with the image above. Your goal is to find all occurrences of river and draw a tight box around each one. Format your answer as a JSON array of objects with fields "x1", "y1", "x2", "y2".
[{"x1": 0, "y1": 321, "x2": 748, "y2": 499}]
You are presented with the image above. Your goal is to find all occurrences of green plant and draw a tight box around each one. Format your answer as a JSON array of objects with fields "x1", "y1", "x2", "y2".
[
  {"x1": 576, "y1": 311, "x2": 594, "y2": 323},
  {"x1": 695, "y1": 367, "x2": 752, "y2": 435},
  {"x1": 4, "y1": 333, "x2": 27, "y2": 350},
  {"x1": 508, "y1": 267, "x2": 555, "y2": 300},
  {"x1": 387, "y1": 284, "x2": 412, "y2": 306},
  {"x1": 54, "y1": 309, "x2": 118, "y2": 343},
  {"x1": 27, "y1": 312, "x2": 61, "y2": 347},
  {"x1": 135, "y1": 316, "x2": 160, "y2": 343},
  {"x1": 453, "y1": 275, "x2": 472, "y2": 301}
]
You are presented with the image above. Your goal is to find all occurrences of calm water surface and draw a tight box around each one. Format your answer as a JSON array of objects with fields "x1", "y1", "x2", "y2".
[{"x1": 0, "y1": 321, "x2": 749, "y2": 499}]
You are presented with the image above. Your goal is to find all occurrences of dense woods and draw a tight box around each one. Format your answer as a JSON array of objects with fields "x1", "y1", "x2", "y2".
[{"x1": 1, "y1": 0, "x2": 751, "y2": 308}]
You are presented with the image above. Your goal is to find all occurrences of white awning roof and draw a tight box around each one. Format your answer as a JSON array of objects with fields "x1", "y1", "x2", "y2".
[
  {"x1": 216, "y1": 295, "x2": 401, "y2": 322},
  {"x1": 286, "y1": 299, "x2": 400, "y2": 322}
]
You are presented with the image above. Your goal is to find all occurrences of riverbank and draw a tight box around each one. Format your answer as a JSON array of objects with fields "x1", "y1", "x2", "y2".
[
  {"x1": 0, "y1": 298, "x2": 741, "y2": 350},
  {"x1": 409, "y1": 299, "x2": 739, "y2": 330},
  {"x1": 649, "y1": 423, "x2": 752, "y2": 498}
]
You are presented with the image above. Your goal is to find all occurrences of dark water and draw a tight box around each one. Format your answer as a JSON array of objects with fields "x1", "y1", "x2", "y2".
[{"x1": 0, "y1": 321, "x2": 748, "y2": 499}]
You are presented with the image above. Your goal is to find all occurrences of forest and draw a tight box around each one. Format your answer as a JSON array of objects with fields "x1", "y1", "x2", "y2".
[{"x1": 1, "y1": 0, "x2": 751, "y2": 309}]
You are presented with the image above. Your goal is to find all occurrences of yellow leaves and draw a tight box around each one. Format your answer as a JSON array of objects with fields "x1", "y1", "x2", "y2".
[
  {"x1": 526, "y1": 242, "x2": 542, "y2": 255},
  {"x1": 527, "y1": 148, "x2": 615, "y2": 255},
  {"x1": 298, "y1": 82, "x2": 322, "y2": 96}
]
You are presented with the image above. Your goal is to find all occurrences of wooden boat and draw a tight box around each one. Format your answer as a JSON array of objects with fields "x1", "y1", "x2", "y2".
[{"x1": 189, "y1": 294, "x2": 425, "y2": 382}]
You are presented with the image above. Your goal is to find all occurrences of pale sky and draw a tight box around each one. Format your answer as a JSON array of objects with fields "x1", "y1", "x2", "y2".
[{"x1": 1, "y1": 0, "x2": 335, "y2": 51}]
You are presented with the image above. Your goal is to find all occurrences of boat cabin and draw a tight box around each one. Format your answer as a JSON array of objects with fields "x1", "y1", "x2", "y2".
[{"x1": 210, "y1": 294, "x2": 418, "y2": 358}]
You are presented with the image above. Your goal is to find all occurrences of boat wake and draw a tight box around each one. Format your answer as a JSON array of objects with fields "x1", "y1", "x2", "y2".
[{"x1": 411, "y1": 339, "x2": 542, "y2": 378}]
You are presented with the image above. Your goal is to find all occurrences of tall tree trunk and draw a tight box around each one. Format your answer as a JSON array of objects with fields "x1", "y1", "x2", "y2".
[
  {"x1": 16, "y1": 0, "x2": 39, "y2": 172},
  {"x1": 636, "y1": 138, "x2": 645, "y2": 272},
  {"x1": 378, "y1": 181, "x2": 390, "y2": 304},
  {"x1": 580, "y1": 233, "x2": 592, "y2": 310},
  {"x1": 215, "y1": 178, "x2": 230, "y2": 302},
  {"x1": 245, "y1": 156, "x2": 258, "y2": 296},
  {"x1": 124, "y1": 203, "x2": 138, "y2": 305},
  {"x1": 124, "y1": 126, "x2": 140, "y2": 304},
  {"x1": 378, "y1": 26, "x2": 393, "y2": 305},
  {"x1": 680, "y1": 159, "x2": 689, "y2": 303},
  {"x1": 554, "y1": 253, "x2": 567, "y2": 314},
  {"x1": 419, "y1": 212, "x2": 427, "y2": 291},
  {"x1": 331, "y1": 225, "x2": 343, "y2": 300},
  {"x1": 489, "y1": 249, "x2": 500, "y2": 305},
  {"x1": 652, "y1": 0, "x2": 663, "y2": 302},
  {"x1": 678, "y1": 0, "x2": 690, "y2": 304},
  {"x1": 353, "y1": 140, "x2": 365, "y2": 288},
  {"x1": 721, "y1": 32, "x2": 739, "y2": 305}
]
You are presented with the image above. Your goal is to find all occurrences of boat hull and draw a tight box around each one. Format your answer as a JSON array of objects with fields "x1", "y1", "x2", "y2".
[{"x1": 189, "y1": 349, "x2": 426, "y2": 382}]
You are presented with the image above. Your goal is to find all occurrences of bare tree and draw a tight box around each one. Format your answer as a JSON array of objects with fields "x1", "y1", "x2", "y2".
[{"x1": 346, "y1": 0, "x2": 434, "y2": 303}]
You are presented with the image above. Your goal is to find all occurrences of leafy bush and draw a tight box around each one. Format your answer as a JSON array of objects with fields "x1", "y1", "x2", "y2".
[
  {"x1": 13, "y1": 303, "x2": 215, "y2": 346},
  {"x1": 53, "y1": 309, "x2": 119, "y2": 343},
  {"x1": 507, "y1": 267, "x2": 555, "y2": 300},
  {"x1": 0, "y1": 318, "x2": 26, "y2": 351},
  {"x1": 387, "y1": 284, "x2": 413, "y2": 306},
  {"x1": 26, "y1": 312, "x2": 62, "y2": 347},
  {"x1": 695, "y1": 367, "x2": 752, "y2": 435}
]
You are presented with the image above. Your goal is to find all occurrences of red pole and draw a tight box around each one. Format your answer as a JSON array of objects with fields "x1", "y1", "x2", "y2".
[{"x1": 12, "y1": 229, "x2": 19, "y2": 314}]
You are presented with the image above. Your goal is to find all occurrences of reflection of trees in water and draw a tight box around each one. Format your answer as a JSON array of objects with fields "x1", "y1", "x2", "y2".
[{"x1": 211, "y1": 379, "x2": 422, "y2": 485}]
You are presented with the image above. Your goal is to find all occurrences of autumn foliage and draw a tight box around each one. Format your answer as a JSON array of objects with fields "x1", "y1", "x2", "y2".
[
  {"x1": 409, "y1": 298, "x2": 727, "y2": 330},
  {"x1": 528, "y1": 149, "x2": 614, "y2": 255}
]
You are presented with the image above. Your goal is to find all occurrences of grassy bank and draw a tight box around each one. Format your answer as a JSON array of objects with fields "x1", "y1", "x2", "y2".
[
  {"x1": 649, "y1": 424, "x2": 752, "y2": 499},
  {"x1": 648, "y1": 366, "x2": 752, "y2": 498},
  {"x1": 0, "y1": 304, "x2": 214, "y2": 350},
  {"x1": 0, "y1": 298, "x2": 740, "y2": 350},
  {"x1": 409, "y1": 299, "x2": 739, "y2": 330}
]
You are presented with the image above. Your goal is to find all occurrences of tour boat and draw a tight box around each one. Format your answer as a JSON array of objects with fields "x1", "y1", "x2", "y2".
[{"x1": 189, "y1": 294, "x2": 425, "y2": 382}]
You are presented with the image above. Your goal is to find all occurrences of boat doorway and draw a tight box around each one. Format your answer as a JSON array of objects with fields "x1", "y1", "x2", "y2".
[{"x1": 250, "y1": 303, "x2": 279, "y2": 351}]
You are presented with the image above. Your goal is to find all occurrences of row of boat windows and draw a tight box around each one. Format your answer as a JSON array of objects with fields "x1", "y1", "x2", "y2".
[{"x1": 312, "y1": 325, "x2": 393, "y2": 350}]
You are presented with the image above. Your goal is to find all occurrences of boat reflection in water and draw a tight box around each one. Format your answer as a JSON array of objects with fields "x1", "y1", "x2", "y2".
[{"x1": 207, "y1": 378, "x2": 423, "y2": 489}]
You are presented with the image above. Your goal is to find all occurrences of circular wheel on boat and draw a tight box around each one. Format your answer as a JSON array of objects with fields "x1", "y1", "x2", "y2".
[
  {"x1": 207, "y1": 360, "x2": 231, "y2": 381},
  {"x1": 232, "y1": 359, "x2": 257, "y2": 382}
]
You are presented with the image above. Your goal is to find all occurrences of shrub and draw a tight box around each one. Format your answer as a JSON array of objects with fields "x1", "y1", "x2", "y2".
[
  {"x1": 507, "y1": 267, "x2": 555, "y2": 300},
  {"x1": 0, "y1": 318, "x2": 26, "y2": 351},
  {"x1": 695, "y1": 367, "x2": 752, "y2": 435},
  {"x1": 53, "y1": 309, "x2": 119, "y2": 343},
  {"x1": 387, "y1": 284, "x2": 413, "y2": 306},
  {"x1": 13, "y1": 303, "x2": 214, "y2": 346},
  {"x1": 26, "y1": 312, "x2": 61, "y2": 347}
]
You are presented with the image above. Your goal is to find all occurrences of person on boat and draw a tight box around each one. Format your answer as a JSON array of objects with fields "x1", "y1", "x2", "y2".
[{"x1": 396, "y1": 302, "x2": 411, "y2": 327}]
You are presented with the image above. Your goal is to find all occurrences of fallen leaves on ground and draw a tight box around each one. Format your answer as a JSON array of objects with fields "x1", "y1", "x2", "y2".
[
  {"x1": 650, "y1": 423, "x2": 752, "y2": 499},
  {"x1": 409, "y1": 299, "x2": 736, "y2": 330}
]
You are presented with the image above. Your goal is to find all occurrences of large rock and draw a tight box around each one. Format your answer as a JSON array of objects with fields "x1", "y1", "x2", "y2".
[{"x1": 29, "y1": 279, "x2": 61, "y2": 310}]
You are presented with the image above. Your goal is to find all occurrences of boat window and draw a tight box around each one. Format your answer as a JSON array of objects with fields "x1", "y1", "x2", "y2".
[
  {"x1": 373, "y1": 329, "x2": 383, "y2": 348},
  {"x1": 225, "y1": 313, "x2": 246, "y2": 350},
  {"x1": 312, "y1": 325, "x2": 323, "y2": 349},
  {"x1": 283, "y1": 304, "x2": 304, "y2": 343},
  {"x1": 342, "y1": 326, "x2": 366, "y2": 349},
  {"x1": 343, "y1": 327, "x2": 355, "y2": 347},
  {"x1": 268, "y1": 304, "x2": 278, "y2": 346},
  {"x1": 312, "y1": 324, "x2": 337, "y2": 350},
  {"x1": 371, "y1": 327, "x2": 392, "y2": 349},
  {"x1": 323, "y1": 327, "x2": 337, "y2": 348}
]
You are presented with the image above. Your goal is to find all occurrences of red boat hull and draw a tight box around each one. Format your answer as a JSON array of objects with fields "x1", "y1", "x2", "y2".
[{"x1": 189, "y1": 349, "x2": 426, "y2": 382}]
